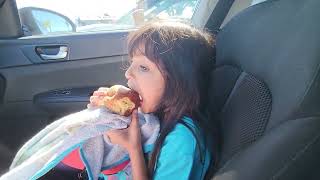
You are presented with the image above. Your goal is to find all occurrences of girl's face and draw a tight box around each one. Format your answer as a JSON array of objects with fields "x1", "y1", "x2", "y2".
[{"x1": 125, "y1": 54, "x2": 165, "y2": 113}]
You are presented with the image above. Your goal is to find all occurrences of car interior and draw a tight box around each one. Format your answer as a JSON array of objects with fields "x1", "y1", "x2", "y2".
[{"x1": 0, "y1": 0, "x2": 320, "y2": 179}]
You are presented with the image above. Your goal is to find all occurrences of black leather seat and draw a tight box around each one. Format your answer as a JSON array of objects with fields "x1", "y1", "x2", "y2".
[{"x1": 207, "y1": 0, "x2": 320, "y2": 179}]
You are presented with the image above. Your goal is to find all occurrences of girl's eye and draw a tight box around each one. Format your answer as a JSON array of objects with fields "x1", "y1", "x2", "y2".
[
  {"x1": 139, "y1": 65, "x2": 149, "y2": 72},
  {"x1": 122, "y1": 60, "x2": 132, "y2": 71}
]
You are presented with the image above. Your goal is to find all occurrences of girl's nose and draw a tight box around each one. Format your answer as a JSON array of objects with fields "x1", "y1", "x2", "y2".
[{"x1": 125, "y1": 65, "x2": 133, "y2": 80}]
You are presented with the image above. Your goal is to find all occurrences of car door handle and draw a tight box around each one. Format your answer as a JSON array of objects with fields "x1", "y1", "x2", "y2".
[{"x1": 36, "y1": 46, "x2": 68, "y2": 60}]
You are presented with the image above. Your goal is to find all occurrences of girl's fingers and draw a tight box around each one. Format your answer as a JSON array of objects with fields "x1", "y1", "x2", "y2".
[
  {"x1": 90, "y1": 96, "x2": 98, "y2": 103},
  {"x1": 92, "y1": 87, "x2": 109, "y2": 96},
  {"x1": 130, "y1": 110, "x2": 139, "y2": 126},
  {"x1": 87, "y1": 103, "x2": 93, "y2": 109},
  {"x1": 92, "y1": 91, "x2": 108, "y2": 96},
  {"x1": 89, "y1": 96, "x2": 103, "y2": 106},
  {"x1": 93, "y1": 91, "x2": 106, "y2": 96},
  {"x1": 98, "y1": 87, "x2": 109, "y2": 91}
]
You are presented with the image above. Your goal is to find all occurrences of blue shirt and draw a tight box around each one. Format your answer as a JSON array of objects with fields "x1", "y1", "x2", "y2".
[
  {"x1": 153, "y1": 117, "x2": 211, "y2": 179},
  {"x1": 102, "y1": 117, "x2": 211, "y2": 179}
]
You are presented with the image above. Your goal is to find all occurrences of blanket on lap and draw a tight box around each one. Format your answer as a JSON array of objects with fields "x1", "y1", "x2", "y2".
[{"x1": 0, "y1": 107, "x2": 159, "y2": 180}]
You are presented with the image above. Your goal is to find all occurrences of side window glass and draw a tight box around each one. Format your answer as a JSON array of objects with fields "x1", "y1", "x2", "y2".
[
  {"x1": 16, "y1": 0, "x2": 200, "y2": 36},
  {"x1": 28, "y1": 8, "x2": 74, "y2": 35}
]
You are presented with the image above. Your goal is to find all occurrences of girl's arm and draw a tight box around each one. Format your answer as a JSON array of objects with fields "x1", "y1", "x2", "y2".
[
  {"x1": 128, "y1": 145, "x2": 148, "y2": 180},
  {"x1": 105, "y1": 110, "x2": 149, "y2": 180}
]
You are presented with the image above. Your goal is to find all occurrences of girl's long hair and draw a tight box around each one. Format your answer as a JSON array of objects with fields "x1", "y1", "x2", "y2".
[{"x1": 127, "y1": 21, "x2": 215, "y2": 178}]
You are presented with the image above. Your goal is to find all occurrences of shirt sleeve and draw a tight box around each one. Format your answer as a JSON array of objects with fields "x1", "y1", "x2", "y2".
[{"x1": 153, "y1": 124, "x2": 197, "y2": 180}]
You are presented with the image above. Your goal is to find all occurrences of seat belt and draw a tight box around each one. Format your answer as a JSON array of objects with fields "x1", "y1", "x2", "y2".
[{"x1": 205, "y1": 0, "x2": 235, "y2": 33}]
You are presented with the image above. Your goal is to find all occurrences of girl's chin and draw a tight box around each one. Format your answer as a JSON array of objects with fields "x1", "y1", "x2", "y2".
[
  {"x1": 140, "y1": 106, "x2": 148, "y2": 114},
  {"x1": 139, "y1": 104, "x2": 152, "y2": 114}
]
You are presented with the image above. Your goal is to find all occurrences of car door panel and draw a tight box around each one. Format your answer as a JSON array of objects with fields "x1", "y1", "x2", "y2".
[
  {"x1": 0, "y1": 31, "x2": 131, "y2": 159},
  {"x1": 34, "y1": 86, "x2": 99, "y2": 116},
  {"x1": 1, "y1": 55, "x2": 126, "y2": 103},
  {"x1": 0, "y1": 31, "x2": 129, "y2": 67}
]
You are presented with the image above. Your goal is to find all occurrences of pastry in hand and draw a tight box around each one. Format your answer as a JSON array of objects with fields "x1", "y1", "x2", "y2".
[{"x1": 97, "y1": 85, "x2": 140, "y2": 116}]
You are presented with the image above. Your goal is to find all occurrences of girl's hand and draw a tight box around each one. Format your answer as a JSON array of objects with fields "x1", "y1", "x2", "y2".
[
  {"x1": 104, "y1": 110, "x2": 142, "y2": 153},
  {"x1": 87, "y1": 87, "x2": 109, "y2": 108}
]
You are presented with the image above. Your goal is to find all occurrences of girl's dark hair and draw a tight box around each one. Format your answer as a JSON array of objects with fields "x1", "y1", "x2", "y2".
[{"x1": 127, "y1": 21, "x2": 215, "y2": 178}]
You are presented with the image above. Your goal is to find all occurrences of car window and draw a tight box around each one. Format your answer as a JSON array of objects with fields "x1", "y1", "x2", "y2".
[
  {"x1": 32, "y1": 9, "x2": 74, "y2": 34},
  {"x1": 15, "y1": 0, "x2": 200, "y2": 36}
]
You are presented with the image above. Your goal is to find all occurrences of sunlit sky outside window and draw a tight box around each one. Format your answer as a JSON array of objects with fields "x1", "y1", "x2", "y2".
[{"x1": 16, "y1": 0, "x2": 137, "y2": 22}]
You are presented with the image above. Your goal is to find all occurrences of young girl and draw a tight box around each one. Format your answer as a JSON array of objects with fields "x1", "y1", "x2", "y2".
[{"x1": 90, "y1": 21, "x2": 215, "y2": 179}]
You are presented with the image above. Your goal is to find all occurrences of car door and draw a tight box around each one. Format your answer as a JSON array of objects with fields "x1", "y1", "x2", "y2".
[{"x1": 0, "y1": 10, "x2": 129, "y2": 177}]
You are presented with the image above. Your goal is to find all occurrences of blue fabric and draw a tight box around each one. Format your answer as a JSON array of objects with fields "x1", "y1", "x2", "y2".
[
  {"x1": 103, "y1": 117, "x2": 211, "y2": 179},
  {"x1": 153, "y1": 117, "x2": 211, "y2": 180}
]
